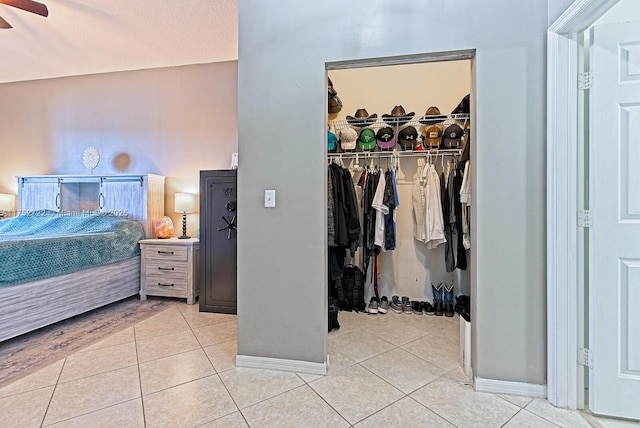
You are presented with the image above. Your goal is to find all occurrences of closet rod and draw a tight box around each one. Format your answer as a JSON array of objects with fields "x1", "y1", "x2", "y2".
[{"x1": 327, "y1": 149, "x2": 462, "y2": 159}]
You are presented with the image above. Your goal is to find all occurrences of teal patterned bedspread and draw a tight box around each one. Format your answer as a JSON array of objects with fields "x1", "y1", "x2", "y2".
[{"x1": 0, "y1": 212, "x2": 145, "y2": 287}]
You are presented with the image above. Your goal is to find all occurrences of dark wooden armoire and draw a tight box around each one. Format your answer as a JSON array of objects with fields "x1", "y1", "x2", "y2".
[{"x1": 199, "y1": 170, "x2": 237, "y2": 314}]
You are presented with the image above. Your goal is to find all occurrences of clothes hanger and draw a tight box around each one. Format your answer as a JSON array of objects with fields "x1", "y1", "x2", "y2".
[{"x1": 352, "y1": 153, "x2": 363, "y2": 172}]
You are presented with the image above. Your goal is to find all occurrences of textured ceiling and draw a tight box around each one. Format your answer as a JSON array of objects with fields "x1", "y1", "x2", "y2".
[{"x1": 0, "y1": 0, "x2": 238, "y2": 83}]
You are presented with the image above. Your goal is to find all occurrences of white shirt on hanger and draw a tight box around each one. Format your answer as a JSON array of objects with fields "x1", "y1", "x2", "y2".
[
  {"x1": 424, "y1": 164, "x2": 446, "y2": 249},
  {"x1": 412, "y1": 162, "x2": 428, "y2": 243},
  {"x1": 460, "y1": 160, "x2": 472, "y2": 206},
  {"x1": 460, "y1": 160, "x2": 472, "y2": 250}
]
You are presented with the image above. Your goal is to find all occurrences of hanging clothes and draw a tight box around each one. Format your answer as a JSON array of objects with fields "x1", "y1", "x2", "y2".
[
  {"x1": 362, "y1": 168, "x2": 380, "y2": 275},
  {"x1": 351, "y1": 168, "x2": 367, "y2": 269},
  {"x1": 460, "y1": 160, "x2": 472, "y2": 250},
  {"x1": 424, "y1": 163, "x2": 446, "y2": 249},
  {"x1": 412, "y1": 161, "x2": 446, "y2": 249},
  {"x1": 371, "y1": 168, "x2": 387, "y2": 253},
  {"x1": 328, "y1": 163, "x2": 348, "y2": 247},
  {"x1": 412, "y1": 161, "x2": 428, "y2": 243},
  {"x1": 388, "y1": 169, "x2": 400, "y2": 250},
  {"x1": 328, "y1": 163, "x2": 360, "y2": 250},
  {"x1": 383, "y1": 169, "x2": 398, "y2": 251},
  {"x1": 441, "y1": 167, "x2": 456, "y2": 272},
  {"x1": 328, "y1": 162, "x2": 362, "y2": 300},
  {"x1": 328, "y1": 170, "x2": 336, "y2": 247},
  {"x1": 453, "y1": 162, "x2": 467, "y2": 270}
]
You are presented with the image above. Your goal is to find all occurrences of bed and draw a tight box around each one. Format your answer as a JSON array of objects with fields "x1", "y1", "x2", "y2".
[{"x1": 0, "y1": 212, "x2": 146, "y2": 342}]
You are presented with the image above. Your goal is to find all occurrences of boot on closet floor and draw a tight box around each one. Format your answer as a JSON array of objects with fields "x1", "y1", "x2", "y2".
[
  {"x1": 431, "y1": 283, "x2": 444, "y2": 316},
  {"x1": 443, "y1": 283, "x2": 455, "y2": 317}
]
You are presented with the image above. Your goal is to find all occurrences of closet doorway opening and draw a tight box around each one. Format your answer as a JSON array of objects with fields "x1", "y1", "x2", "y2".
[{"x1": 326, "y1": 50, "x2": 476, "y2": 378}]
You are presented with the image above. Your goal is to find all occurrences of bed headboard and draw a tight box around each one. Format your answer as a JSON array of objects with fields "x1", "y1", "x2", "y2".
[{"x1": 16, "y1": 174, "x2": 165, "y2": 239}]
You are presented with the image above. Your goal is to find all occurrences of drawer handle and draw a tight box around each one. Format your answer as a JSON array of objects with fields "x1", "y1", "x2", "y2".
[
  {"x1": 158, "y1": 267, "x2": 175, "y2": 271},
  {"x1": 157, "y1": 282, "x2": 174, "y2": 287},
  {"x1": 157, "y1": 250, "x2": 174, "y2": 255}
]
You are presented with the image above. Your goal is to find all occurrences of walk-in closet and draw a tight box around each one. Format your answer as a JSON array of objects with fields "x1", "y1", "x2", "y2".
[{"x1": 327, "y1": 56, "x2": 473, "y2": 376}]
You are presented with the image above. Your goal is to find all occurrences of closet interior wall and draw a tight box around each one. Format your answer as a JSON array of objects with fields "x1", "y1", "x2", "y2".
[{"x1": 329, "y1": 60, "x2": 471, "y2": 302}]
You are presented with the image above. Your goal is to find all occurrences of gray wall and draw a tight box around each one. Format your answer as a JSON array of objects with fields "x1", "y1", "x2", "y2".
[{"x1": 238, "y1": 1, "x2": 549, "y2": 384}]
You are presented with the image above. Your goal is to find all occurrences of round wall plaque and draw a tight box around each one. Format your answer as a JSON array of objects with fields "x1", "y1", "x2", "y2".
[{"x1": 82, "y1": 146, "x2": 100, "y2": 172}]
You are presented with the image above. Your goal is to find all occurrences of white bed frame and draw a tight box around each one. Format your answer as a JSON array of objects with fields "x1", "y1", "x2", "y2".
[
  {"x1": 0, "y1": 173, "x2": 166, "y2": 342},
  {"x1": 0, "y1": 256, "x2": 140, "y2": 342}
]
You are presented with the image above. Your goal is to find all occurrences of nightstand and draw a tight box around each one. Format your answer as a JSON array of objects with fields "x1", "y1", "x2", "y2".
[{"x1": 139, "y1": 238, "x2": 200, "y2": 304}]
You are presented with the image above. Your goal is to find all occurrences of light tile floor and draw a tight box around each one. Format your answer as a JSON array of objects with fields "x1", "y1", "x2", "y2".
[{"x1": 0, "y1": 302, "x2": 629, "y2": 427}]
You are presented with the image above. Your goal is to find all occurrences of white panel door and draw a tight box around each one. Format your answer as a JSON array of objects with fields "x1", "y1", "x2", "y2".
[{"x1": 590, "y1": 21, "x2": 640, "y2": 420}]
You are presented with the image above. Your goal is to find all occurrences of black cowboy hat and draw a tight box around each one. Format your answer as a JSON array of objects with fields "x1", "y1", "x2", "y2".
[{"x1": 451, "y1": 94, "x2": 470, "y2": 115}]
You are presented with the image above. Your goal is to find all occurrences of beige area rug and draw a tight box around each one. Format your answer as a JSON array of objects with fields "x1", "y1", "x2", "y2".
[{"x1": 0, "y1": 296, "x2": 175, "y2": 388}]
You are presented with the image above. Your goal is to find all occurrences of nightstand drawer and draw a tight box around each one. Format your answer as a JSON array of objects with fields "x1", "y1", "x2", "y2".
[
  {"x1": 144, "y1": 245, "x2": 188, "y2": 262},
  {"x1": 144, "y1": 263, "x2": 188, "y2": 277},
  {"x1": 144, "y1": 277, "x2": 188, "y2": 296}
]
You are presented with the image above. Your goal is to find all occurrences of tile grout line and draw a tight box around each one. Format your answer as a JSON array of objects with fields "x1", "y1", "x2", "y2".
[
  {"x1": 302, "y1": 380, "x2": 355, "y2": 427},
  {"x1": 182, "y1": 305, "x2": 245, "y2": 426},
  {"x1": 133, "y1": 316, "x2": 148, "y2": 428},
  {"x1": 38, "y1": 356, "x2": 66, "y2": 428},
  {"x1": 41, "y1": 343, "x2": 146, "y2": 424},
  {"x1": 405, "y1": 394, "x2": 460, "y2": 427}
]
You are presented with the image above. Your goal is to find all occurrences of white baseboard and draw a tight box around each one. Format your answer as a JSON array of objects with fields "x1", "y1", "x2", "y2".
[
  {"x1": 236, "y1": 355, "x2": 327, "y2": 376},
  {"x1": 474, "y1": 377, "x2": 547, "y2": 398}
]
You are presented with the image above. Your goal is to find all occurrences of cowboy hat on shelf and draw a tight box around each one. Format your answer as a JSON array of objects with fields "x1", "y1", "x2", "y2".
[
  {"x1": 346, "y1": 108, "x2": 378, "y2": 128},
  {"x1": 419, "y1": 106, "x2": 447, "y2": 125},
  {"x1": 382, "y1": 105, "x2": 415, "y2": 127}
]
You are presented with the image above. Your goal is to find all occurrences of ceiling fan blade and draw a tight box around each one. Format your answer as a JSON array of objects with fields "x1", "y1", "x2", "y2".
[
  {"x1": 0, "y1": 0, "x2": 48, "y2": 17},
  {"x1": 0, "y1": 15, "x2": 12, "y2": 28}
]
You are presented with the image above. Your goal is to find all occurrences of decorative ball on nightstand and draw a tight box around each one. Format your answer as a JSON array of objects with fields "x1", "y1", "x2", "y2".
[{"x1": 154, "y1": 216, "x2": 174, "y2": 239}]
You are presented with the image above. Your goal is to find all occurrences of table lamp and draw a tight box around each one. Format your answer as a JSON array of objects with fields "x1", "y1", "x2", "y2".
[
  {"x1": 174, "y1": 192, "x2": 195, "y2": 239},
  {"x1": 0, "y1": 193, "x2": 16, "y2": 219}
]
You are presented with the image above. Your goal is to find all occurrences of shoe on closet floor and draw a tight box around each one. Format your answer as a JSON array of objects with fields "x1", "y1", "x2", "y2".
[
  {"x1": 378, "y1": 296, "x2": 389, "y2": 314},
  {"x1": 423, "y1": 301, "x2": 434, "y2": 315},
  {"x1": 455, "y1": 295, "x2": 470, "y2": 322},
  {"x1": 411, "y1": 301, "x2": 423, "y2": 315},
  {"x1": 401, "y1": 296, "x2": 412, "y2": 314},
  {"x1": 390, "y1": 296, "x2": 403, "y2": 314},
  {"x1": 367, "y1": 297, "x2": 379, "y2": 314}
]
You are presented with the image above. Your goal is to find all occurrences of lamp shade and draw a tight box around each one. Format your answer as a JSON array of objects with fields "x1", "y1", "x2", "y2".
[
  {"x1": 174, "y1": 192, "x2": 195, "y2": 214},
  {"x1": 0, "y1": 193, "x2": 16, "y2": 212}
]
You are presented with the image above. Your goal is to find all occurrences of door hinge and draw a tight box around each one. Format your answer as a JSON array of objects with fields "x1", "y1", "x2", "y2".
[
  {"x1": 577, "y1": 210, "x2": 592, "y2": 228},
  {"x1": 578, "y1": 71, "x2": 593, "y2": 90},
  {"x1": 578, "y1": 348, "x2": 593, "y2": 369}
]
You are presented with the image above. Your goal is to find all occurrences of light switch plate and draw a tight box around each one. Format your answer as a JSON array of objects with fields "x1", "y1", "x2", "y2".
[{"x1": 264, "y1": 189, "x2": 276, "y2": 208}]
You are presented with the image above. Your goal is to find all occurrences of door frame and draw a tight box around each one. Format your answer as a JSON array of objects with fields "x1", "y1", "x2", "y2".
[
  {"x1": 547, "y1": 0, "x2": 620, "y2": 410},
  {"x1": 326, "y1": 49, "x2": 476, "y2": 375}
]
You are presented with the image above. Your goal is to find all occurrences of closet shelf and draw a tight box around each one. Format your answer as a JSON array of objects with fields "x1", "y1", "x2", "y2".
[
  {"x1": 331, "y1": 113, "x2": 469, "y2": 131},
  {"x1": 327, "y1": 148, "x2": 463, "y2": 159}
]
